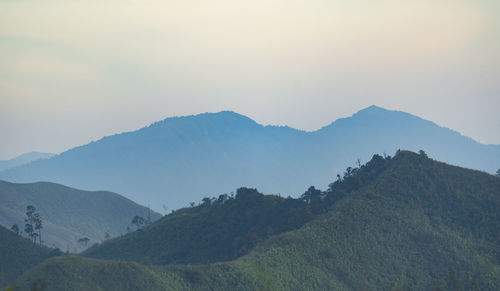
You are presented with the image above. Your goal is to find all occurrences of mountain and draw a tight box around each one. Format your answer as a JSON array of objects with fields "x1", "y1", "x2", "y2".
[
  {"x1": 1, "y1": 106, "x2": 499, "y2": 212},
  {"x1": 0, "y1": 180, "x2": 161, "y2": 252},
  {"x1": 10, "y1": 151, "x2": 500, "y2": 290},
  {"x1": 0, "y1": 224, "x2": 60, "y2": 288},
  {"x1": 0, "y1": 152, "x2": 54, "y2": 172}
]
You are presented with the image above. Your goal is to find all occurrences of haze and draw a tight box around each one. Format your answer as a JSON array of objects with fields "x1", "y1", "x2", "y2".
[{"x1": 1, "y1": 0, "x2": 499, "y2": 159}]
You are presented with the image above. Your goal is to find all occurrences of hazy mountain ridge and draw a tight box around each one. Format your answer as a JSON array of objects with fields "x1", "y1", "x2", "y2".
[
  {"x1": 1, "y1": 106, "x2": 499, "y2": 211},
  {"x1": 0, "y1": 152, "x2": 54, "y2": 172},
  {"x1": 0, "y1": 180, "x2": 161, "y2": 252},
  {"x1": 9, "y1": 151, "x2": 500, "y2": 290}
]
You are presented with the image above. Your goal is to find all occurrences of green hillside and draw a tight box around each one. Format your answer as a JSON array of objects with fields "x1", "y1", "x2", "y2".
[
  {"x1": 0, "y1": 180, "x2": 161, "y2": 252},
  {"x1": 9, "y1": 151, "x2": 500, "y2": 290},
  {"x1": 84, "y1": 187, "x2": 314, "y2": 264},
  {"x1": 5, "y1": 256, "x2": 165, "y2": 291},
  {"x1": 0, "y1": 225, "x2": 60, "y2": 288}
]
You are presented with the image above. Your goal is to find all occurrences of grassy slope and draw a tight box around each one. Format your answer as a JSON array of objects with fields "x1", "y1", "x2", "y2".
[
  {"x1": 10, "y1": 151, "x2": 500, "y2": 290},
  {"x1": 0, "y1": 225, "x2": 60, "y2": 288},
  {"x1": 0, "y1": 180, "x2": 161, "y2": 252}
]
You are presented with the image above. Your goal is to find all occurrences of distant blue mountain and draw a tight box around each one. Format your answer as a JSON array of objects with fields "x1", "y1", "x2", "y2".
[
  {"x1": 0, "y1": 151, "x2": 54, "y2": 172},
  {"x1": 1, "y1": 106, "x2": 499, "y2": 211}
]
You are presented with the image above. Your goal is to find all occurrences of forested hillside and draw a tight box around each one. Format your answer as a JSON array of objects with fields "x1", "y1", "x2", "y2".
[
  {"x1": 84, "y1": 187, "x2": 314, "y2": 264},
  {"x1": 0, "y1": 180, "x2": 161, "y2": 251},
  {"x1": 10, "y1": 151, "x2": 500, "y2": 290}
]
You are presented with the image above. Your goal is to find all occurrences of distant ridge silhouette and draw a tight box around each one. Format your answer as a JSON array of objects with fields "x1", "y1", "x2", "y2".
[{"x1": 0, "y1": 151, "x2": 54, "y2": 172}]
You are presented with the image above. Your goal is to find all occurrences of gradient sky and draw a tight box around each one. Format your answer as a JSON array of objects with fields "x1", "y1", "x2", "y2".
[{"x1": 1, "y1": 0, "x2": 499, "y2": 160}]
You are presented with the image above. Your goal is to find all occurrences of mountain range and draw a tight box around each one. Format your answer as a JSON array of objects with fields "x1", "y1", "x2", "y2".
[{"x1": 1, "y1": 106, "x2": 499, "y2": 211}]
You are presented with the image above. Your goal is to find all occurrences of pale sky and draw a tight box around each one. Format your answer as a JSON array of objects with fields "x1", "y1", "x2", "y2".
[{"x1": 1, "y1": 0, "x2": 499, "y2": 160}]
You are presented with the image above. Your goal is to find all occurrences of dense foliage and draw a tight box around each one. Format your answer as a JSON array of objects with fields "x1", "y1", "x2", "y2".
[
  {"x1": 6, "y1": 256, "x2": 164, "y2": 291},
  {"x1": 9, "y1": 151, "x2": 500, "y2": 290}
]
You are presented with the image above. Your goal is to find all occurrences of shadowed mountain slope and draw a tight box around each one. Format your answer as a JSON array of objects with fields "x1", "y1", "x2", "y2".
[{"x1": 1, "y1": 106, "x2": 499, "y2": 211}]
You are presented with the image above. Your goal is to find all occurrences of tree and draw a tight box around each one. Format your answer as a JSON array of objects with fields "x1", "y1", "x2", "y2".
[
  {"x1": 30, "y1": 230, "x2": 39, "y2": 244},
  {"x1": 25, "y1": 205, "x2": 42, "y2": 244},
  {"x1": 217, "y1": 194, "x2": 229, "y2": 204},
  {"x1": 104, "y1": 232, "x2": 111, "y2": 240},
  {"x1": 202, "y1": 197, "x2": 212, "y2": 205},
  {"x1": 24, "y1": 222, "x2": 34, "y2": 242},
  {"x1": 496, "y1": 169, "x2": 500, "y2": 177},
  {"x1": 77, "y1": 237, "x2": 90, "y2": 248},
  {"x1": 11, "y1": 224, "x2": 19, "y2": 235},
  {"x1": 24, "y1": 205, "x2": 38, "y2": 242},
  {"x1": 300, "y1": 186, "x2": 322, "y2": 204},
  {"x1": 131, "y1": 215, "x2": 146, "y2": 229},
  {"x1": 419, "y1": 150, "x2": 428, "y2": 158},
  {"x1": 34, "y1": 213, "x2": 43, "y2": 245}
]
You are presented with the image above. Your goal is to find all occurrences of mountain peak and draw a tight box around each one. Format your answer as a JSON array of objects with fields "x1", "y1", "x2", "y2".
[
  {"x1": 354, "y1": 105, "x2": 391, "y2": 116},
  {"x1": 205, "y1": 110, "x2": 259, "y2": 124},
  {"x1": 164, "y1": 110, "x2": 257, "y2": 123},
  {"x1": 143, "y1": 110, "x2": 261, "y2": 133}
]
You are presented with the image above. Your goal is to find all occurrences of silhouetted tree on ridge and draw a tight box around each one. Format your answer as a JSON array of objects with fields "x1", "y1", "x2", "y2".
[
  {"x1": 24, "y1": 205, "x2": 43, "y2": 245},
  {"x1": 77, "y1": 237, "x2": 90, "y2": 248},
  {"x1": 131, "y1": 215, "x2": 146, "y2": 230}
]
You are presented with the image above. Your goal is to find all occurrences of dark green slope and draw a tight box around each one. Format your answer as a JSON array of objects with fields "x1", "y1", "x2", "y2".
[
  {"x1": 84, "y1": 187, "x2": 313, "y2": 264},
  {"x1": 10, "y1": 151, "x2": 500, "y2": 290},
  {"x1": 0, "y1": 225, "x2": 60, "y2": 288},
  {"x1": 0, "y1": 180, "x2": 161, "y2": 252}
]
